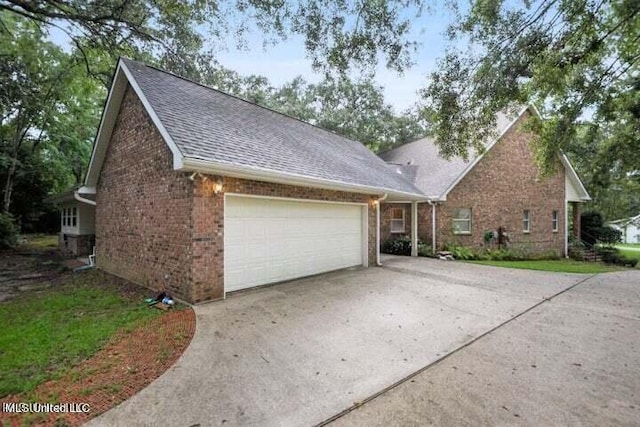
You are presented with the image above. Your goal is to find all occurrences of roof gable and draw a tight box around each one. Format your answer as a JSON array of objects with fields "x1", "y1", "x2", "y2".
[
  {"x1": 83, "y1": 58, "x2": 425, "y2": 199},
  {"x1": 380, "y1": 105, "x2": 591, "y2": 201}
]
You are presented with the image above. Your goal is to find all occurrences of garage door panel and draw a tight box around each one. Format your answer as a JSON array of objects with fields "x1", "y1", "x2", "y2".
[{"x1": 224, "y1": 196, "x2": 365, "y2": 292}]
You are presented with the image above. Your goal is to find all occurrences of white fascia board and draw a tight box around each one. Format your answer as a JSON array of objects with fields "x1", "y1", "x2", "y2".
[
  {"x1": 180, "y1": 157, "x2": 427, "y2": 201},
  {"x1": 440, "y1": 104, "x2": 532, "y2": 199},
  {"x1": 84, "y1": 64, "x2": 127, "y2": 188},
  {"x1": 559, "y1": 152, "x2": 591, "y2": 201},
  {"x1": 84, "y1": 60, "x2": 185, "y2": 188}
]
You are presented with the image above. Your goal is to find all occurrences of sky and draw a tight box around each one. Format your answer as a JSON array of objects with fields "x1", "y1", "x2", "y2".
[
  {"x1": 48, "y1": 4, "x2": 456, "y2": 113},
  {"x1": 213, "y1": 7, "x2": 454, "y2": 113}
]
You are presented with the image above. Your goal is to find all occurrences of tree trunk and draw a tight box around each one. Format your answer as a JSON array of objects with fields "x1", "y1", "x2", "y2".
[{"x1": 2, "y1": 110, "x2": 29, "y2": 214}]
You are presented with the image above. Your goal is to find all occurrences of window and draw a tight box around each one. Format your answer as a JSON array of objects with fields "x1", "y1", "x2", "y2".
[
  {"x1": 390, "y1": 208, "x2": 405, "y2": 233},
  {"x1": 552, "y1": 210, "x2": 559, "y2": 232},
  {"x1": 61, "y1": 207, "x2": 78, "y2": 229},
  {"x1": 453, "y1": 208, "x2": 472, "y2": 234},
  {"x1": 523, "y1": 210, "x2": 531, "y2": 233}
]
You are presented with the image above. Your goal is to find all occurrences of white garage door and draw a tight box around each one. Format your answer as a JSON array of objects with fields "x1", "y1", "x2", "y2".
[{"x1": 224, "y1": 195, "x2": 366, "y2": 292}]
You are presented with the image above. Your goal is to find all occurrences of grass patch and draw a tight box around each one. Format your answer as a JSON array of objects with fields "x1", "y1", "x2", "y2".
[
  {"x1": 468, "y1": 259, "x2": 621, "y2": 274},
  {"x1": 615, "y1": 243, "x2": 640, "y2": 249},
  {"x1": 20, "y1": 234, "x2": 59, "y2": 249},
  {"x1": 0, "y1": 271, "x2": 159, "y2": 397},
  {"x1": 617, "y1": 247, "x2": 640, "y2": 263}
]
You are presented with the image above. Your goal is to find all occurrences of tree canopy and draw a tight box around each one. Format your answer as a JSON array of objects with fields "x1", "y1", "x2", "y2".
[
  {"x1": 424, "y1": 0, "x2": 639, "y2": 179},
  {"x1": 0, "y1": 0, "x2": 424, "y2": 83}
]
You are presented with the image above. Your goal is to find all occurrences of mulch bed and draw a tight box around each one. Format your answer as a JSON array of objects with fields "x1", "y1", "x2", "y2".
[{"x1": 0, "y1": 307, "x2": 196, "y2": 426}]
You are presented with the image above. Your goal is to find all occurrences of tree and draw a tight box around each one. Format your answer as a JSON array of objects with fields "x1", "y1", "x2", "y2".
[
  {"x1": 423, "y1": 0, "x2": 640, "y2": 175},
  {"x1": 0, "y1": 0, "x2": 424, "y2": 83},
  {"x1": 199, "y1": 63, "x2": 425, "y2": 151},
  {"x1": 0, "y1": 12, "x2": 103, "y2": 218}
]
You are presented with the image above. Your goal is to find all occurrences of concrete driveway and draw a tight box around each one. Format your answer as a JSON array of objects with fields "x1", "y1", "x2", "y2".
[{"x1": 88, "y1": 257, "x2": 637, "y2": 426}]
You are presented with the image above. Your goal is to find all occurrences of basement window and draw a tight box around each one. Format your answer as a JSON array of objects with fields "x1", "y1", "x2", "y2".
[
  {"x1": 523, "y1": 210, "x2": 531, "y2": 233},
  {"x1": 552, "y1": 210, "x2": 559, "y2": 232},
  {"x1": 453, "y1": 208, "x2": 472, "y2": 234},
  {"x1": 390, "y1": 208, "x2": 405, "y2": 233}
]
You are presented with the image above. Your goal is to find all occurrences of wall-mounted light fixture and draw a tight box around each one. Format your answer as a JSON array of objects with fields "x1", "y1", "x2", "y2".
[{"x1": 214, "y1": 178, "x2": 223, "y2": 194}]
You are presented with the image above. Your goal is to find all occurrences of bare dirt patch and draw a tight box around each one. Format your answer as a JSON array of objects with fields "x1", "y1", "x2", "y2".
[{"x1": 1, "y1": 307, "x2": 196, "y2": 426}]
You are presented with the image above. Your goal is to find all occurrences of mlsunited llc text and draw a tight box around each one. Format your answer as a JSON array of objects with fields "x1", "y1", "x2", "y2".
[{"x1": 3, "y1": 402, "x2": 90, "y2": 413}]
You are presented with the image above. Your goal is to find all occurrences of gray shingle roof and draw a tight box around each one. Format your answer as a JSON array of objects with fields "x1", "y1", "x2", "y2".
[
  {"x1": 379, "y1": 112, "x2": 516, "y2": 198},
  {"x1": 121, "y1": 59, "x2": 424, "y2": 197}
]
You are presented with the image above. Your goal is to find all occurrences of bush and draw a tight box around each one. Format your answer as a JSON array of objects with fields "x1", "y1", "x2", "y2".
[
  {"x1": 568, "y1": 237, "x2": 586, "y2": 261},
  {"x1": 442, "y1": 244, "x2": 477, "y2": 260},
  {"x1": 417, "y1": 244, "x2": 433, "y2": 257},
  {"x1": 598, "y1": 226, "x2": 622, "y2": 245},
  {"x1": 0, "y1": 213, "x2": 19, "y2": 249},
  {"x1": 484, "y1": 248, "x2": 524, "y2": 261},
  {"x1": 383, "y1": 236, "x2": 413, "y2": 256}
]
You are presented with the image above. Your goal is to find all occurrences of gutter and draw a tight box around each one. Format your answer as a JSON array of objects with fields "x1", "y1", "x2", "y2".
[
  {"x1": 427, "y1": 199, "x2": 437, "y2": 253},
  {"x1": 181, "y1": 157, "x2": 426, "y2": 201},
  {"x1": 376, "y1": 193, "x2": 388, "y2": 266},
  {"x1": 74, "y1": 191, "x2": 96, "y2": 206}
]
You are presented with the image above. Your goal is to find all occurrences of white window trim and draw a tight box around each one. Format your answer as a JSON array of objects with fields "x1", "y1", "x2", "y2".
[
  {"x1": 552, "y1": 210, "x2": 559, "y2": 232},
  {"x1": 453, "y1": 208, "x2": 472, "y2": 235},
  {"x1": 61, "y1": 206, "x2": 79, "y2": 233},
  {"x1": 523, "y1": 210, "x2": 531, "y2": 233},
  {"x1": 390, "y1": 208, "x2": 405, "y2": 233}
]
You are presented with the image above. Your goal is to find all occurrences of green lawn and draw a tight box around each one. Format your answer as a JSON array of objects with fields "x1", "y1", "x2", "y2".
[
  {"x1": 468, "y1": 259, "x2": 621, "y2": 274},
  {"x1": 20, "y1": 234, "x2": 59, "y2": 249},
  {"x1": 616, "y1": 247, "x2": 640, "y2": 262},
  {"x1": 0, "y1": 271, "x2": 159, "y2": 397},
  {"x1": 615, "y1": 243, "x2": 640, "y2": 249}
]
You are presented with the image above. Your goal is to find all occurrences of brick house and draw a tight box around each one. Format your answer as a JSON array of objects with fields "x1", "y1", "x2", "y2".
[
  {"x1": 61, "y1": 59, "x2": 590, "y2": 303},
  {"x1": 67, "y1": 58, "x2": 424, "y2": 303},
  {"x1": 378, "y1": 107, "x2": 591, "y2": 257}
]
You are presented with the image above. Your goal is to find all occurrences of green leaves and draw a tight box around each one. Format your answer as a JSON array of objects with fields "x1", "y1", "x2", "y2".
[{"x1": 425, "y1": 0, "x2": 640, "y2": 179}]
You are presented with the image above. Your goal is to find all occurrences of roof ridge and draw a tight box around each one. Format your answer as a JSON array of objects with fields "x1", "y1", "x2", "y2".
[
  {"x1": 120, "y1": 57, "x2": 361, "y2": 146},
  {"x1": 377, "y1": 135, "x2": 434, "y2": 156}
]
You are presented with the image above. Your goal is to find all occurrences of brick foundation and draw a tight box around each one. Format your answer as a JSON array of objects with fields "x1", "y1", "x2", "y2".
[{"x1": 59, "y1": 233, "x2": 95, "y2": 257}]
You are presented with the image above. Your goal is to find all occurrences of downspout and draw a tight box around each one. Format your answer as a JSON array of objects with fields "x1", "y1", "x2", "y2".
[
  {"x1": 74, "y1": 191, "x2": 96, "y2": 206},
  {"x1": 428, "y1": 199, "x2": 437, "y2": 253},
  {"x1": 376, "y1": 193, "x2": 388, "y2": 266}
]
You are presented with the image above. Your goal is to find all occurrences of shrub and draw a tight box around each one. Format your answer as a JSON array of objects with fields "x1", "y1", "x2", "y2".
[
  {"x1": 484, "y1": 248, "x2": 524, "y2": 261},
  {"x1": 383, "y1": 236, "x2": 413, "y2": 256},
  {"x1": 568, "y1": 237, "x2": 586, "y2": 261},
  {"x1": 598, "y1": 226, "x2": 622, "y2": 245},
  {"x1": 417, "y1": 244, "x2": 433, "y2": 257},
  {"x1": 580, "y1": 211, "x2": 603, "y2": 246},
  {"x1": 0, "y1": 213, "x2": 19, "y2": 249},
  {"x1": 442, "y1": 244, "x2": 477, "y2": 260}
]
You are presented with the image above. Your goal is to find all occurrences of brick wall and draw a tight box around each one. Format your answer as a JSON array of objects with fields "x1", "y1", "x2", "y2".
[
  {"x1": 96, "y1": 85, "x2": 378, "y2": 303},
  {"x1": 435, "y1": 111, "x2": 565, "y2": 256},
  {"x1": 96, "y1": 86, "x2": 195, "y2": 301},
  {"x1": 380, "y1": 203, "x2": 411, "y2": 245}
]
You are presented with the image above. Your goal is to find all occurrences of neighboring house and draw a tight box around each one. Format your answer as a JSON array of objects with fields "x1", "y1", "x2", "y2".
[
  {"x1": 378, "y1": 106, "x2": 591, "y2": 257},
  {"x1": 63, "y1": 58, "x2": 424, "y2": 303},
  {"x1": 50, "y1": 187, "x2": 95, "y2": 257},
  {"x1": 609, "y1": 214, "x2": 640, "y2": 244}
]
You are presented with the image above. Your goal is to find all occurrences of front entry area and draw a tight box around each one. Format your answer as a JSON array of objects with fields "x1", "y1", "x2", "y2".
[{"x1": 224, "y1": 195, "x2": 367, "y2": 292}]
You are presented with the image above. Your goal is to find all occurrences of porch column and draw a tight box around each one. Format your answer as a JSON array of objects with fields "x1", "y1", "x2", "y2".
[
  {"x1": 572, "y1": 202, "x2": 581, "y2": 239},
  {"x1": 411, "y1": 201, "x2": 418, "y2": 257}
]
